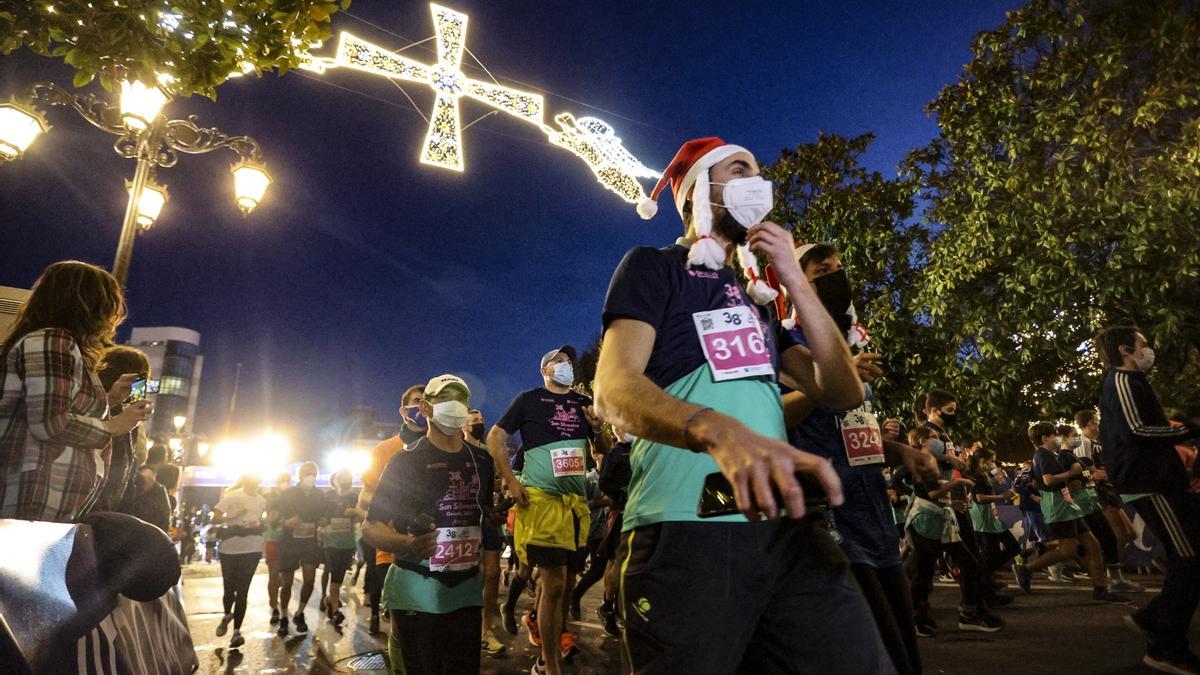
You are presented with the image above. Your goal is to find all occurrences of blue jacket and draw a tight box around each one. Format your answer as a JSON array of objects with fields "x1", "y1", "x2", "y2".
[{"x1": 1099, "y1": 368, "x2": 1199, "y2": 494}]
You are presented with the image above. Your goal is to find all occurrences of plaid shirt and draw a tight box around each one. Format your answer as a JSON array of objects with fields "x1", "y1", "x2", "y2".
[{"x1": 0, "y1": 328, "x2": 112, "y2": 522}]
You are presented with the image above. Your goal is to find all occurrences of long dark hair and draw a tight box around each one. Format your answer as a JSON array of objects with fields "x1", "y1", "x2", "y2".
[
  {"x1": 968, "y1": 448, "x2": 996, "y2": 478},
  {"x1": 1, "y1": 261, "x2": 126, "y2": 367}
]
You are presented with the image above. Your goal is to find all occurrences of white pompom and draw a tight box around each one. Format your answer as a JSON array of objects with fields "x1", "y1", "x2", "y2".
[
  {"x1": 636, "y1": 197, "x2": 658, "y2": 220},
  {"x1": 745, "y1": 279, "x2": 779, "y2": 306}
]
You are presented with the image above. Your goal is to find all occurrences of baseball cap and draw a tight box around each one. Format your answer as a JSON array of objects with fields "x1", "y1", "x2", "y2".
[
  {"x1": 540, "y1": 345, "x2": 578, "y2": 369},
  {"x1": 425, "y1": 374, "x2": 470, "y2": 398}
]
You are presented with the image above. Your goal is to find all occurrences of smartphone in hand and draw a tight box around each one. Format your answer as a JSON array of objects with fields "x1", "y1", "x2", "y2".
[{"x1": 697, "y1": 471, "x2": 829, "y2": 518}]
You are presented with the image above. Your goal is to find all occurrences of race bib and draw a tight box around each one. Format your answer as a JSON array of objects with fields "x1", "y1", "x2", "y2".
[
  {"x1": 328, "y1": 517, "x2": 352, "y2": 533},
  {"x1": 550, "y1": 446, "x2": 586, "y2": 478},
  {"x1": 692, "y1": 306, "x2": 774, "y2": 382},
  {"x1": 430, "y1": 526, "x2": 481, "y2": 572},
  {"x1": 293, "y1": 523, "x2": 316, "y2": 539},
  {"x1": 839, "y1": 410, "x2": 884, "y2": 466},
  {"x1": 1061, "y1": 487, "x2": 1074, "y2": 503}
]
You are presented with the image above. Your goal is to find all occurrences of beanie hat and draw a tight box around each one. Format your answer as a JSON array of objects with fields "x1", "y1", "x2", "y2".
[{"x1": 638, "y1": 137, "x2": 777, "y2": 305}]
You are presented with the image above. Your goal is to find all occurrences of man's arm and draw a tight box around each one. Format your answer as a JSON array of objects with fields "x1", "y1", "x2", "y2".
[
  {"x1": 486, "y1": 425, "x2": 526, "y2": 505},
  {"x1": 883, "y1": 439, "x2": 939, "y2": 482},
  {"x1": 594, "y1": 317, "x2": 842, "y2": 520},
  {"x1": 747, "y1": 223, "x2": 862, "y2": 410},
  {"x1": 362, "y1": 520, "x2": 436, "y2": 558},
  {"x1": 1113, "y1": 371, "x2": 1200, "y2": 440}
]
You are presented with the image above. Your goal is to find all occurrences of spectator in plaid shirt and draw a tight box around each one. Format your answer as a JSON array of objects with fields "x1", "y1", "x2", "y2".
[{"x1": 0, "y1": 261, "x2": 152, "y2": 523}]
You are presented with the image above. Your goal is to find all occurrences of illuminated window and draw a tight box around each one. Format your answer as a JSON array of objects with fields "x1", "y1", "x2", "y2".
[{"x1": 159, "y1": 376, "x2": 189, "y2": 396}]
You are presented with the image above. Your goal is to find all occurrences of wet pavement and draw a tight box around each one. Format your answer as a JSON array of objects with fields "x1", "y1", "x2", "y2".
[{"x1": 182, "y1": 561, "x2": 1176, "y2": 674}]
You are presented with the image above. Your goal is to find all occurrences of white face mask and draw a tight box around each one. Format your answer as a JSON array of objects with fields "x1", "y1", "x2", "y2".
[
  {"x1": 551, "y1": 362, "x2": 574, "y2": 386},
  {"x1": 622, "y1": 432, "x2": 635, "y2": 443},
  {"x1": 713, "y1": 176, "x2": 773, "y2": 228},
  {"x1": 1135, "y1": 347, "x2": 1156, "y2": 372},
  {"x1": 431, "y1": 399, "x2": 469, "y2": 434}
]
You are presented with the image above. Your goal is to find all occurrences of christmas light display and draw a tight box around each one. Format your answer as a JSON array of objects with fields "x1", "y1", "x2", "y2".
[{"x1": 299, "y1": 2, "x2": 661, "y2": 204}]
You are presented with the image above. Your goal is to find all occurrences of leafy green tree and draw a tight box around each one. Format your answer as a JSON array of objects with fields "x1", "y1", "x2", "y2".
[
  {"x1": 904, "y1": 0, "x2": 1200, "y2": 451},
  {"x1": 0, "y1": 0, "x2": 347, "y2": 97},
  {"x1": 763, "y1": 132, "x2": 933, "y2": 423}
]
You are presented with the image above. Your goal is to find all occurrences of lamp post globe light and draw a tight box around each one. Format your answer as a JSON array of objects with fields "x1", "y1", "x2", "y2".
[{"x1": 0, "y1": 78, "x2": 274, "y2": 284}]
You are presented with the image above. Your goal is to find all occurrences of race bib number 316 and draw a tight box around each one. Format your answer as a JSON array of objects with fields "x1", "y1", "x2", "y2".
[{"x1": 692, "y1": 306, "x2": 774, "y2": 382}]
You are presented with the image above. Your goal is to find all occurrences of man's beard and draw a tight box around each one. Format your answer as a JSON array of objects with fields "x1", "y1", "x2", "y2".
[{"x1": 711, "y1": 207, "x2": 747, "y2": 246}]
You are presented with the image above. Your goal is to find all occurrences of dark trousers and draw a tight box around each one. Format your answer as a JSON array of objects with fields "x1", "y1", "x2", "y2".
[
  {"x1": 362, "y1": 555, "x2": 386, "y2": 615},
  {"x1": 1131, "y1": 493, "x2": 1200, "y2": 658},
  {"x1": 907, "y1": 531, "x2": 980, "y2": 609},
  {"x1": 573, "y1": 547, "x2": 608, "y2": 601},
  {"x1": 1084, "y1": 509, "x2": 1120, "y2": 565},
  {"x1": 977, "y1": 530, "x2": 1019, "y2": 575},
  {"x1": 219, "y1": 551, "x2": 261, "y2": 629},
  {"x1": 392, "y1": 606, "x2": 482, "y2": 674},
  {"x1": 851, "y1": 563, "x2": 921, "y2": 675},
  {"x1": 618, "y1": 519, "x2": 892, "y2": 674}
]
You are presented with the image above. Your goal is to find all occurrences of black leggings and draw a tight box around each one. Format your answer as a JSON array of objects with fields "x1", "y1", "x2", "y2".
[
  {"x1": 908, "y1": 530, "x2": 981, "y2": 609},
  {"x1": 220, "y1": 551, "x2": 261, "y2": 629},
  {"x1": 393, "y1": 606, "x2": 481, "y2": 674},
  {"x1": 851, "y1": 563, "x2": 921, "y2": 675}
]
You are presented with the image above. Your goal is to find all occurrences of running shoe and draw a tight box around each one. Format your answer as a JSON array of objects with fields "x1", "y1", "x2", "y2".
[
  {"x1": 561, "y1": 631, "x2": 579, "y2": 660},
  {"x1": 597, "y1": 604, "x2": 620, "y2": 637},
  {"x1": 482, "y1": 634, "x2": 507, "y2": 656},
  {"x1": 1093, "y1": 589, "x2": 1134, "y2": 605},
  {"x1": 229, "y1": 630, "x2": 245, "y2": 649},
  {"x1": 914, "y1": 620, "x2": 936, "y2": 638},
  {"x1": 958, "y1": 612, "x2": 1004, "y2": 633},
  {"x1": 276, "y1": 617, "x2": 288, "y2": 637},
  {"x1": 523, "y1": 611, "x2": 542, "y2": 647},
  {"x1": 1111, "y1": 578, "x2": 1146, "y2": 593},
  {"x1": 1013, "y1": 563, "x2": 1032, "y2": 594},
  {"x1": 502, "y1": 607, "x2": 519, "y2": 635},
  {"x1": 369, "y1": 612, "x2": 380, "y2": 635},
  {"x1": 531, "y1": 658, "x2": 548, "y2": 675},
  {"x1": 269, "y1": 608, "x2": 280, "y2": 626},
  {"x1": 215, "y1": 613, "x2": 233, "y2": 637},
  {"x1": 1143, "y1": 651, "x2": 1200, "y2": 675},
  {"x1": 293, "y1": 611, "x2": 309, "y2": 634}
]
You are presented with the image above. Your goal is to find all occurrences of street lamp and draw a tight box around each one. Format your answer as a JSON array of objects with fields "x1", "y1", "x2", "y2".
[
  {"x1": 173, "y1": 415, "x2": 187, "y2": 433},
  {"x1": 127, "y1": 175, "x2": 168, "y2": 230},
  {"x1": 1, "y1": 80, "x2": 273, "y2": 284},
  {"x1": 0, "y1": 98, "x2": 49, "y2": 161}
]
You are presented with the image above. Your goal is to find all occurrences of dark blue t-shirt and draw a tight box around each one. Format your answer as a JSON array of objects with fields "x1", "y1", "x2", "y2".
[
  {"x1": 602, "y1": 244, "x2": 781, "y2": 389},
  {"x1": 1030, "y1": 447, "x2": 1073, "y2": 492},
  {"x1": 783, "y1": 326, "x2": 896, "y2": 567},
  {"x1": 496, "y1": 387, "x2": 594, "y2": 473}
]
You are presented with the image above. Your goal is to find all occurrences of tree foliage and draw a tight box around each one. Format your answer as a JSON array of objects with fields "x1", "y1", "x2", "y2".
[
  {"x1": 0, "y1": 0, "x2": 347, "y2": 97},
  {"x1": 903, "y1": 0, "x2": 1200, "y2": 448},
  {"x1": 763, "y1": 133, "x2": 931, "y2": 423}
]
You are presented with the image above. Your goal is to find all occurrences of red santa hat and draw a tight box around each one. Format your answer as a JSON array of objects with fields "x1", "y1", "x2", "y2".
[{"x1": 637, "y1": 137, "x2": 777, "y2": 305}]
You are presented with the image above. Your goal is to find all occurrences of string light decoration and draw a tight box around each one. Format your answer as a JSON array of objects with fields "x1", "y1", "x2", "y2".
[{"x1": 299, "y1": 2, "x2": 661, "y2": 203}]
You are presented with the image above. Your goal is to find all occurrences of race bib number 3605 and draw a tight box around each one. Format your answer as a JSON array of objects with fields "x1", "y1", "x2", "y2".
[
  {"x1": 430, "y1": 526, "x2": 482, "y2": 572},
  {"x1": 551, "y1": 446, "x2": 586, "y2": 478},
  {"x1": 692, "y1": 306, "x2": 774, "y2": 382}
]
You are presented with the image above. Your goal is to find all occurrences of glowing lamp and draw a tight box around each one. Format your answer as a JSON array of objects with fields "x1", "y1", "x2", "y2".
[
  {"x1": 0, "y1": 100, "x2": 49, "y2": 162},
  {"x1": 173, "y1": 415, "x2": 187, "y2": 432},
  {"x1": 231, "y1": 161, "x2": 271, "y2": 214},
  {"x1": 197, "y1": 442, "x2": 210, "y2": 457},
  {"x1": 119, "y1": 80, "x2": 169, "y2": 130},
  {"x1": 127, "y1": 178, "x2": 168, "y2": 229},
  {"x1": 168, "y1": 437, "x2": 183, "y2": 452}
]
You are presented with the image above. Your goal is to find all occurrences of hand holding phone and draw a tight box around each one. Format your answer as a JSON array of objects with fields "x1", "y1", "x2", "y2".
[{"x1": 129, "y1": 377, "x2": 148, "y2": 402}]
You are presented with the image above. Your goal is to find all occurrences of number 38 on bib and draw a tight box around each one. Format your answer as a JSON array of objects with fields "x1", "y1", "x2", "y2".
[{"x1": 692, "y1": 306, "x2": 774, "y2": 382}]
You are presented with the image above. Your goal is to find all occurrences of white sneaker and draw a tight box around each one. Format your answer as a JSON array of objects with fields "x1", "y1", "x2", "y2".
[{"x1": 215, "y1": 614, "x2": 233, "y2": 637}]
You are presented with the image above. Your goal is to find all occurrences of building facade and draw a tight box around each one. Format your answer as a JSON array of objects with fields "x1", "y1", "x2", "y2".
[
  {"x1": 129, "y1": 326, "x2": 204, "y2": 442},
  {"x1": 0, "y1": 286, "x2": 31, "y2": 339}
]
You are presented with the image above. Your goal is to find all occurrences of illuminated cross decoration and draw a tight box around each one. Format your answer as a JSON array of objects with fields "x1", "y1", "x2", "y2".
[{"x1": 333, "y1": 4, "x2": 544, "y2": 171}]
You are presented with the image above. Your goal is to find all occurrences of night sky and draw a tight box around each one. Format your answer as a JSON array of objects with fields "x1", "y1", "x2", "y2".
[{"x1": 0, "y1": 1, "x2": 1015, "y2": 457}]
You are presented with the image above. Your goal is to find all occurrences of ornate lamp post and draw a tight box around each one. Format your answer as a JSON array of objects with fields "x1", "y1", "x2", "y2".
[{"x1": 0, "y1": 80, "x2": 273, "y2": 284}]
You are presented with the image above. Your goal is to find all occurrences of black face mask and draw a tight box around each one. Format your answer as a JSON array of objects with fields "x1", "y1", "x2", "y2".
[
  {"x1": 940, "y1": 411, "x2": 958, "y2": 428},
  {"x1": 399, "y1": 424, "x2": 425, "y2": 445},
  {"x1": 812, "y1": 269, "x2": 853, "y2": 318},
  {"x1": 469, "y1": 423, "x2": 486, "y2": 440}
]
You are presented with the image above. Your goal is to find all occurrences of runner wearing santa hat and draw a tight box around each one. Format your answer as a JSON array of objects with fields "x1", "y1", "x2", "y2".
[{"x1": 594, "y1": 137, "x2": 892, "y2": 673}]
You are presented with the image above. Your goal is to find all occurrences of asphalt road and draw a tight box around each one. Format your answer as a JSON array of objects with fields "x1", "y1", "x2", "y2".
[{"x1": 182, "y1": 561, "x2": 1179, "y2": 674}]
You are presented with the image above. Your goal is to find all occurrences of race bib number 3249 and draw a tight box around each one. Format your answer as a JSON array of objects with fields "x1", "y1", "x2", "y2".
[{"x1": 692, "y1": 306, "x2": 774, "y2": 382}]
